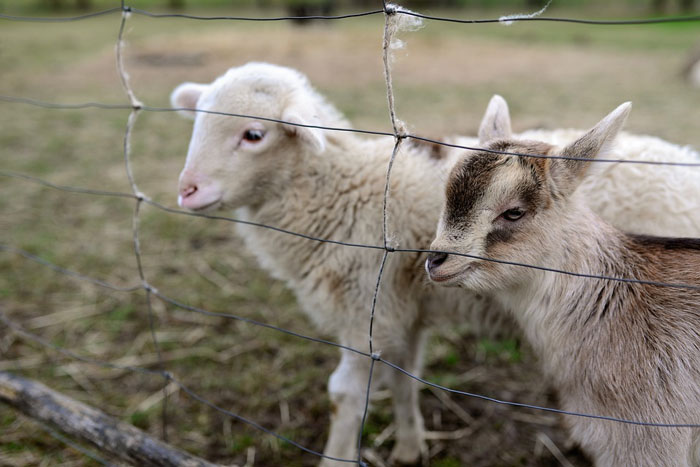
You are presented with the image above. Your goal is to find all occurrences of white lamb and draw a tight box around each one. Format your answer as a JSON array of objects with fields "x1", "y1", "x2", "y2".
[{"x1": 170, "y1": 62, "x2": 700, "y2": 465}]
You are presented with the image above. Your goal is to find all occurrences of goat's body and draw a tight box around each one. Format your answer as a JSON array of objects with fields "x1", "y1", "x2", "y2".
[
  {"x1": 499, "y1": 211, "x2": 700, "y2": 466},
  {"x1": 429, "y1": 97, "x2": 700, "y2": 465}
]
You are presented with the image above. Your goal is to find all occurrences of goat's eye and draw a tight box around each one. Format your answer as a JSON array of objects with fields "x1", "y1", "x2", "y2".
[
  {"x1": 501, "y1": 208, "x2": 525, "y2": 221},
  {"x1": 243, "y1": 129, "x2": 265, "y2": 143}
]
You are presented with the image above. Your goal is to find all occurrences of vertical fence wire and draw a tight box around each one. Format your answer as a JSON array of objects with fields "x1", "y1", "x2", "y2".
[{"x1": 116, "y1": 6, "x2": 169, "y2": 443}]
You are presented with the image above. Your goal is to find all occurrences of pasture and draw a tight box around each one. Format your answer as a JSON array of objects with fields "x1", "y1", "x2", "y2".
[{"x1": 1, "y1": 2, "x2": 698, "y2": 466}]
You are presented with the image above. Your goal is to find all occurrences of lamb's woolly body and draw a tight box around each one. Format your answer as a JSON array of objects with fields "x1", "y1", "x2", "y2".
[
  {"x1": 173, "y1": 65, "x2": 700, "y2": 465},
  {"x1": 235, "y1": 135, "x2": 474, "y2": 337},
  {"x1": 521, "y1": 129, "x2": 700, "y2": 236}
]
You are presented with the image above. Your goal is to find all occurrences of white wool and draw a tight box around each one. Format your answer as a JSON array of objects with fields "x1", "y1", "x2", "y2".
[
  {"x1": 384, "y1": 3, "x2": 423, "y2": 51},
  {"x1": 520, "y1": 128, "x2": 700, "y2": 236},
  {"x1": 690, "y1": 59, "x2": 700, "y2": 88},
  {"x1": 499, "y1": 0, "x2": 552, "y2": 26}
]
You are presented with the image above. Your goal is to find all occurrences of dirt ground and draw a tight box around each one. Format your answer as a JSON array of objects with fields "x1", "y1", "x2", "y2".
[{"x1": 1, "y1": 4, "x2": 698, "y2": 467}]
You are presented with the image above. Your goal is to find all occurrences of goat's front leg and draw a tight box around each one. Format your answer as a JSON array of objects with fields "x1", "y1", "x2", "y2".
[{"x1": 320, "y1": 349, "x2": 373, "y2": 467}]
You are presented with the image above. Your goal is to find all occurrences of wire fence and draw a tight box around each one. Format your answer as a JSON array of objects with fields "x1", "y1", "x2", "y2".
[{"x1": 1, "y1": 1, "x2": 700, "y2": 465}]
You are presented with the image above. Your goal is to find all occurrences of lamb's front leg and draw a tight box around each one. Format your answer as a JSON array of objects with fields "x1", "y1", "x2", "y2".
[
  {"x1": 387, "y1": 330, "x2": 428, "y2": 466},
  {"x1": 321, "y1": 349, "x2": 373, "y2": 467}
]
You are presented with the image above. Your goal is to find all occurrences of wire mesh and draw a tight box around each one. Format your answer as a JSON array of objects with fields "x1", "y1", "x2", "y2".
[{"x1": 1, "y1": 2, "x2": 699, "y2": 466}]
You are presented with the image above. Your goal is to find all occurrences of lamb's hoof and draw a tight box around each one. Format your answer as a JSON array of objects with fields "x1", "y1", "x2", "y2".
[
  {"x1": 388, "y1": 441, "x2": 427, "y2": 466},
  {"x1": 389, "y1": 457, "x2": 422, "y2": 467}
]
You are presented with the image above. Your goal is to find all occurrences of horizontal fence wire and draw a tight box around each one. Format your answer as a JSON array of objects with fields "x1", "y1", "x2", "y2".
[
  {"x1": 1, "y1": 1, "x2": 700, "y2": 465},
  {"x1": 0, "y1": 311, "x2": 359, "y2": 464},
  {"x1": 2, "y1": 171, "x2": 699, "y2": 291},
  {"x1": 2, "y1": 96, "x2": 700, "y2": 168},
  {"x1": 1, "y1": 6, "x2": 698, "y2": 25},
  {"x1": 4, "y1": 291, "x2": 700, "y2": 432}
]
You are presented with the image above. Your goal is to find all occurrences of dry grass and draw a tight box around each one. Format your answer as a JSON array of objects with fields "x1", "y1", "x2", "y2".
[{"x1": 0, "y1": 4, "x2": 698, "y2": 466}]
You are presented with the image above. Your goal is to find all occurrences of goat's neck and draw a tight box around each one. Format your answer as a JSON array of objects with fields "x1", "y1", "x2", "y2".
[{"x1": 497, "y1": 207, "x2": 634, "y2": 377}]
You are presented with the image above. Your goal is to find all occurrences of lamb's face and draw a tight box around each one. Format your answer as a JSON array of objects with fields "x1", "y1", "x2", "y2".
[
  {"x1": 172, "y1": 63, "x2": 325, "y2": 212},
  {"x1": 426, "y1": 141, "x2": 555, "y2": 292}
]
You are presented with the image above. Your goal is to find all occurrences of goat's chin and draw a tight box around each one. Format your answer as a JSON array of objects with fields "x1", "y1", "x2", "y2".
[
  {"x1": 428, "y1": 264, "x2": 473, "y2": 288},
  {"x1": 450, "y1": 268, "x2": 500, "y2": 293}
]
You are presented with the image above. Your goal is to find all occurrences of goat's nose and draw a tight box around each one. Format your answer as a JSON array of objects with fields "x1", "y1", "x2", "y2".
[{"x1": 426, "y1": 252, "x2": 448, "y2": 273}]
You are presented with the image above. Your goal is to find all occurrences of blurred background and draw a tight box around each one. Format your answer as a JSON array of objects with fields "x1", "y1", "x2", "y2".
[{"x1": 1, "y1": 0, "x2": 698, "y2": 466}]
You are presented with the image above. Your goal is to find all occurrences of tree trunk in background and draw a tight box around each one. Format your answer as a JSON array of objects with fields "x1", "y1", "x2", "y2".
[
  {"x1": 680, "y1": 0, "x2": 695, "y2": 12},
  {"x1": 652, "y1": 0, "x2": 667, "y2": 12},
  {"x1": 75, "y1": 0, "x2": 92, "y2": 9},
  {"x1": 169, "y1": 0, "x2": 186, "y2": 9}
]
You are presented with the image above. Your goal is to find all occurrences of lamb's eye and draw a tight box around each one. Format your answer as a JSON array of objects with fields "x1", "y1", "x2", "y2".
[
  {"x1": 501, "y1": 208, "x2": 525, "y2": 221},
  {"x1": 242, "y1": 129, "x2": 265, "y2": 143}
]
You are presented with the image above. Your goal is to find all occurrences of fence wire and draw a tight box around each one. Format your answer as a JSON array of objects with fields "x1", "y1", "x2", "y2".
[
  {"x1": 2, "y1": 96, "x2": 700, "y2": 168},
  {"x1": 1, "y1": 2, "x2": 700, "y2": 466},
  {"x1": 1, "y1": 5, "x2": 698, "y2": 24}
]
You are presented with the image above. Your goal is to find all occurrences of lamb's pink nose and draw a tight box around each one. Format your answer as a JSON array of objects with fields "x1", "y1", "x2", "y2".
[{"x1": 178, "y1": 184, "x2": 198, "y2": 207}]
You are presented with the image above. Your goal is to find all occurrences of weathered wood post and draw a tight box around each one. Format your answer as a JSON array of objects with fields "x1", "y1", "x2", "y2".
[{"x1": 0, "y1": 371, "x2": 219, "y2": 467}]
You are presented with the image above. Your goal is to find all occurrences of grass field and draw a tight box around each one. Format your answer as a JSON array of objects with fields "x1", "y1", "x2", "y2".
[{"x1": 1, "y1": 2, "x2": 699, "y2": 466}]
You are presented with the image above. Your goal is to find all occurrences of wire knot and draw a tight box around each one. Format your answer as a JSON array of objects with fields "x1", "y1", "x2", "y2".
[
  {"x1": 370, "y1": 352, "x2": 381, "y2": 361},
  {"x1": 142, "y1": 282, "x2": 158, "y2": 295},
  {"x1": 385, "y1": 246, "x2": 395, "y2": 252},
  {"x1": 384, "y1": 4, "x2": 397, "y2": 15},
  {"x1": 122, "y1": 5, "x2": 132, "y2": 13}
]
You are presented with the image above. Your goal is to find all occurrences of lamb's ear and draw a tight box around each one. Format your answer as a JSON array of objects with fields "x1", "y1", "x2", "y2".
[
  {"x1": 551, "y1": 102, "x2": 631, "y2": 196},
  {"x1": 478, "y1": 95, "x2": 512, "y2": 145},
  {"x1": 281, "y1": 104, "x2": 326, "y2": 155},
  {"x1": 170, "y1": 82, "x2": 208, "y2": 120}
]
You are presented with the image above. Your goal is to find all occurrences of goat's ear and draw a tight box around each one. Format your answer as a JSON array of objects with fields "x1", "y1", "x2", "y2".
[
  {"x1": 551, "y1": 102, "x2": 631, "y2": 196},
  {"x1": 170, "y1": 82, "x2": 208, "y2": 120},
  {"x1": 282, "y1": 105, "x2": 326, "y2": 155},
  {"x1": 478, "y1": 95, "x2": 512, "y2": 145}
]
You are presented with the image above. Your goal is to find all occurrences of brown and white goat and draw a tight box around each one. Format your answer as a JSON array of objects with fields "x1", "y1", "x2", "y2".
[{"x1": 427, "y1": 96, "x2": 700, "y2": 466}]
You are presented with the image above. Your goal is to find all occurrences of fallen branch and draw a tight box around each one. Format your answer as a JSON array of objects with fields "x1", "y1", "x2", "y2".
[{"x1": 0, "y1": 371, "x2": 218, "y2": 467}]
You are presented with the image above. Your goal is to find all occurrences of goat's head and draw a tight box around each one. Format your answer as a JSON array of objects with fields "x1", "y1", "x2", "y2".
[
  {"x1": 171, "y1": 62, "x2": 326, "y2": 212},
  {"x1": 426, "y1": 95, "x2": 631, "y2": 292}
]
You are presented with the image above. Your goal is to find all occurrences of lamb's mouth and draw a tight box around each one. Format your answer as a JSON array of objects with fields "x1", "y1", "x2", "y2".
[{"x1": 190, "y1": 198, "x2": 223, "y2": 213}]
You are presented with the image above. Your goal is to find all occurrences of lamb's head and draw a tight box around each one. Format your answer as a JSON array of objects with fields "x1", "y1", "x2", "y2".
[
  {"x1": 171, "y1": 62, "x2": 329, "y2": 212},
  {"x1": 426, "y1": 95, "x2": 631, "y2": 292}
]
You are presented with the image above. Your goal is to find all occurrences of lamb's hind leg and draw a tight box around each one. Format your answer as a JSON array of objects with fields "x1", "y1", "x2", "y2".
[{"x1": 321, "y1": 349, "x2": 373, "y2": 467}]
